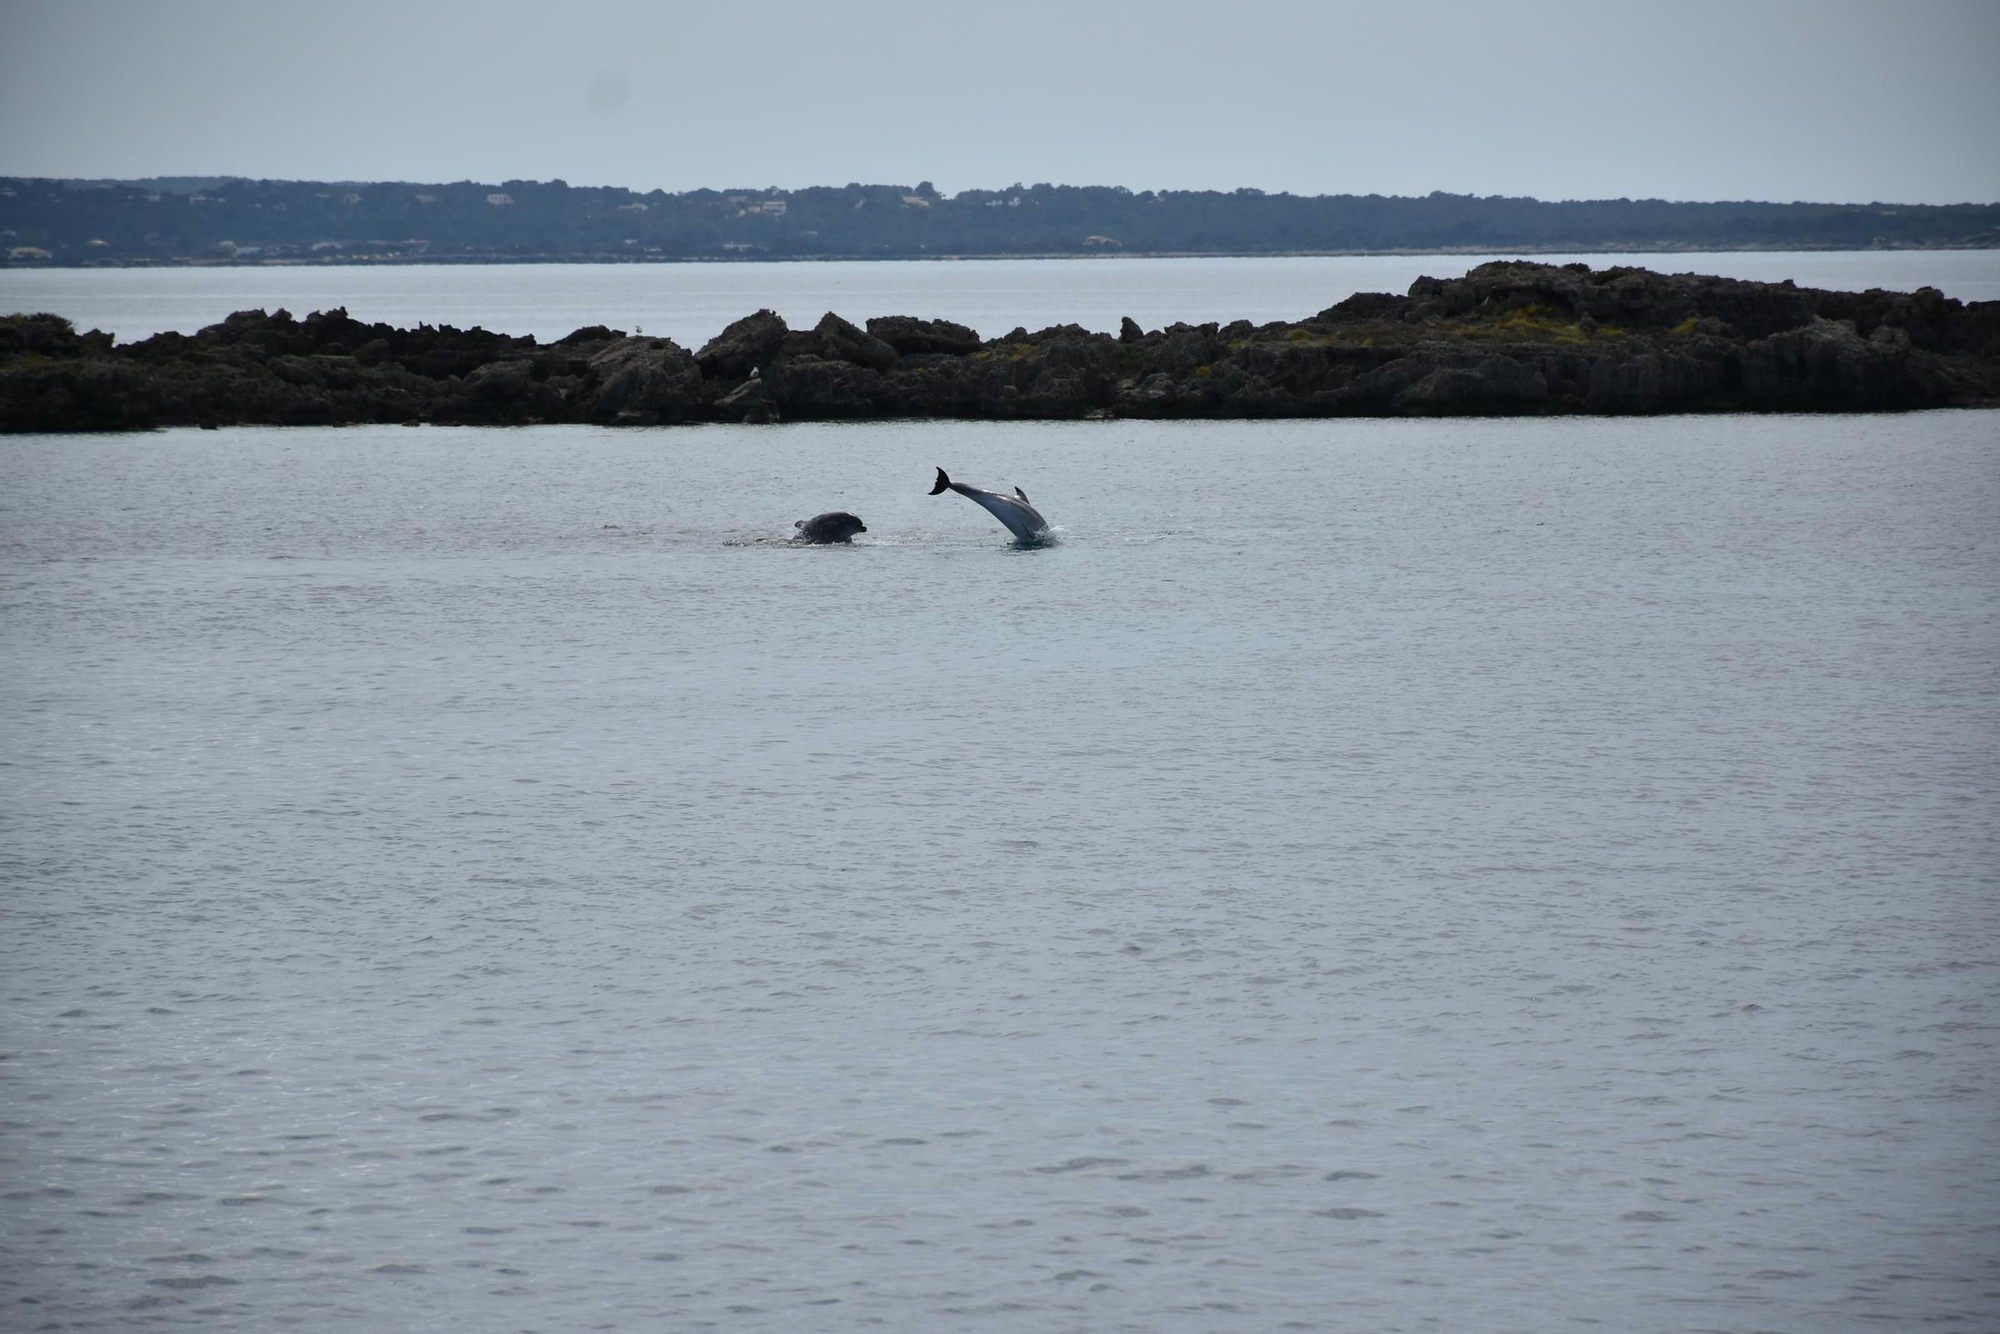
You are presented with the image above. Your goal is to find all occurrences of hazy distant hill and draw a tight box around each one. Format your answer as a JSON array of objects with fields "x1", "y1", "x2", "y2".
[{"x1": 4, "y1": 178, "x2": 1997, "y2": 266}]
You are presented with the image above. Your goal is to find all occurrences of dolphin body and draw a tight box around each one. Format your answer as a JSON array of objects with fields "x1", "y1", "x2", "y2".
[{"x1": 929, "y1": 467, "x2": 1049, "y2": 543}]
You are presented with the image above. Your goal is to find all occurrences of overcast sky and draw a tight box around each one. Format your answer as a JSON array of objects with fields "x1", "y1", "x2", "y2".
[{"x1": 4, "y1": 0, "x2": 1996, "y2": 204}]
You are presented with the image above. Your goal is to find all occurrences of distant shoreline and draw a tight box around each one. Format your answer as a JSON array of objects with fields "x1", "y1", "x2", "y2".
[
  {"x1": 9, "y1": 241, "x2": 2000, "y2": 271},
  {"x1": 8, "y1": 178, "x2": 1995, "y2": 268}
]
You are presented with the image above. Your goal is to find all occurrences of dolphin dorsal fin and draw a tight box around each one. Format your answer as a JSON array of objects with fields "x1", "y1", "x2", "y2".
[{"x1": 1015, "y1": 487, "x2": 1031, "y2": 503}]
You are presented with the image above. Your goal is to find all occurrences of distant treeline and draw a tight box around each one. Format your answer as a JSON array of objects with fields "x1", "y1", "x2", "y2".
[{"x1": 5, "y1": 177, "x2": 1998, "y2": 266}]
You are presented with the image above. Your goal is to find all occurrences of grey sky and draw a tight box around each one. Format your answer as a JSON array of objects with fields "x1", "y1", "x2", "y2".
[{"x1": 5, "y1": 0, "x2": 1997, "y2": 203}]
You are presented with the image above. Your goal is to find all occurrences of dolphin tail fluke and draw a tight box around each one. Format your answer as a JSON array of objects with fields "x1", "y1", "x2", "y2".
[{"x1": 929, "y1": 467, "x2": 951, "y2": 496}]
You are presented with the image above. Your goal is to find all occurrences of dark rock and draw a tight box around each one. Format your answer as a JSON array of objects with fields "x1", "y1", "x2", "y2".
[
  {"x1": 268, "y1": 355, "x2": 331, "y2": 389},
  {"x1": 1339, "y1": 347, "x2": 1468, "y2": 408},
  {"x1": 0, "y1": 312, "x2": 84, "y2": 356},
  {"x1": 779, "y1": 330, "x2": 825, "y2": 359},
  {"x1": 715, "y1": 376, "x2": 779, "y2": 423},
  {"x1": 1317, "y1": 291, "x2": 1403, "y2": 322},
  {"x1": 696, "y1": 309, "x2": 788, "y2": 380},
  {"x1": 1394, "y1": 355, "x2": 1548, "y2": 413},
  {"x1": 1119, "y1": 316, "x2": 1144, "y2": 344},
  {"x1": 898, "y1": 325, "x2": 1119, "y2": 419},
  {"x1": 463, "y1": 358, "x2": 538, "y2": 401},
  {"x1": 1742, "y1": 317, "x2": 1920, "y2": 409},
  {"x1": 556, "y1": 324, "x2": 624, "y2": 346},
  {"x1": 580, "y1": 336, "x2": 703, "y2": 423},
  {"x1": 302, "y1": 307, "x2": 390, "y2": 351},
  {"x1": 813, "y1": 312, "x2": 898, "y2": 372},
  {"x1": 1140, "y1": 326, "x2": 1221, "y2": 378},
  {"x1": 1237, "y1": 340, "x2": 1347, "y2": 397},
  {"x1": 392, "y1": 324, "x2": 527, "y2": 380},
  {"x1": 1195, "y1": 362, "x2": 1284, "y2": 415},
  {"x1": 866, "y1": 315, "x2": 982, "y2": 356},
  {"x1": 768, "y1": 356, "x2": 888, "y2": 418},
  {"x1": 1585, "y1": 348, "x2": 1729, "y2": 413}
]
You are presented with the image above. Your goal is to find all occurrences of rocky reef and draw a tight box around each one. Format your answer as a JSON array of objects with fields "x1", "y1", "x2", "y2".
[{"x1": 4, "y1": 261, "x2": 1997, "y2": 433}]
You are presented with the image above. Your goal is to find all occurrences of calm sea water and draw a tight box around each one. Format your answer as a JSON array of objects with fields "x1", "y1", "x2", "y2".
[
  {"x1": 4, "y1": 249, "x2": 1999, "y2": 348},
  {"x1": 4, "y1": 256, "x2": 2000, "y2": 1332}
]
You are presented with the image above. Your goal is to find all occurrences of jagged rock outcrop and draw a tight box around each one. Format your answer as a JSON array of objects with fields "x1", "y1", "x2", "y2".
[
  {"x1": 4, "y1": 262, "x2": 1997, "y2": 433},
  {"x1": 811, "y1": 312, "x2": 899, "y2": 372},
  {"x1": 1741, "y1": 317, "x2": 1923, "y2": 409},
  {"x1": 1387, "y1": 353, "x2": 1549, "y2": 413},
  {"x1": 579, "y1": 336, "x2": 703, "y2": 424},
  {"x1": 713, "y1": 375, "x2": 779, "y2": 424},
  {"x1": 432, "y1": 357, "x2": 567, "y2": 425},
  {"x1": 865, "y1": 315, "x2": 982, "y2": 356},
  {"x1": 767, "y1": 357, "x2": 890, "y2": 419},
  {"x1": 694, "y1": 309, "x2": 787, "y2": 380}
]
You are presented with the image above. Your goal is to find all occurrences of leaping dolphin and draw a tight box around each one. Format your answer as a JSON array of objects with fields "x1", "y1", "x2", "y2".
[{"x1": 929, "y1": 467, "x2": 1049, "y2": 543}]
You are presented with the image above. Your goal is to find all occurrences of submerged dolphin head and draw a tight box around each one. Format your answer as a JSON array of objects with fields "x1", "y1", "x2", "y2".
[{"x1": 929, "y1": 466, "x2": 1050, "y2": 543}]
